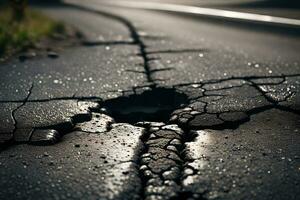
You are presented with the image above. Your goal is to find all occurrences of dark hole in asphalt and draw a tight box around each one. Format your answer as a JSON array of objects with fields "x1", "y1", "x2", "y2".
[{"x1": 102, "y1": 87, "x2": 188, "y2": 124}]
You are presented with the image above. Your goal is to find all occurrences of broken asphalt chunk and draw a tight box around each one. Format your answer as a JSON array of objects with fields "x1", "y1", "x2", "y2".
[
  {"x1": 47, "y1": 51, "x2": 59, "y2": 59},
  {"x1": 29, "y1": 129, "x2": 61, "y2": 146}
]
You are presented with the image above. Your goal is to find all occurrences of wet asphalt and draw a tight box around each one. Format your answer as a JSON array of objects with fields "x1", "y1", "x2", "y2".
[{"x1": 0, "y1": 0, "x2": 299, "y2": 199}]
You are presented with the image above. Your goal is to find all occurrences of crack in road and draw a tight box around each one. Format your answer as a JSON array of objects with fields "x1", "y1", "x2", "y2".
[
  {"x1": 11, "y1": 83, "x2": 34, "y2": 139},
  {"x1": 172, "y1": 81, "x2": 299, "y2": 131},
  {"x1": 136, "y1": 123, "x2": 184, "y2": 200},
  {"x1": 82, "y1": 40, "x2": 134, "y2": 47},
  {"x1": 173, "y1": 73, "x2": 300, "y2": 87},
  {"x1": 1, "y1": 3, "x2": 300, "y2": 200},
  {"x1": 64, "y1": 3, "x2": 155, "y2": 85}
]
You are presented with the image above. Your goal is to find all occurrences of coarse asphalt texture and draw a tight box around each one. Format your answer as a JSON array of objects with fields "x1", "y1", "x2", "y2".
[{"x1": 0, "y1": 0, "x2": 299, "y2": 199}]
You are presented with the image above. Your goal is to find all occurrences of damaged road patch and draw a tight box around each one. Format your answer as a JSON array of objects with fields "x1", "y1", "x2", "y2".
[
  {"x1": 102, "y1": 87, "x2": 188, "y2": 123},
  {"x1": 0, "y1": 100, "x2": 99, "y2": 146},
  {"x1": 1, "y1": 2, "x2": 300, "y2": 200}
]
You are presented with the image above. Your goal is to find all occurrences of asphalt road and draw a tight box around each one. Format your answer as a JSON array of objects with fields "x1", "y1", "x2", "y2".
[{"x1": 0, "y1": 0, "x2": 299, "y2": 199}]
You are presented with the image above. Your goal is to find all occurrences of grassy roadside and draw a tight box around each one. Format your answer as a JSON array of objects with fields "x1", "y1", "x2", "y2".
[{"x1": 0, "y1": 4, "x2": 66, "y2": 58}]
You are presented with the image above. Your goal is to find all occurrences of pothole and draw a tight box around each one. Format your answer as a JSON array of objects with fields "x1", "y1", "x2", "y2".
[{"x1": 101, "y1": 87, "x2": 189, "y2": 124}]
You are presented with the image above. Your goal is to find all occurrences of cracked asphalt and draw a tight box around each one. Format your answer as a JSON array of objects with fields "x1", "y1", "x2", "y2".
[{"x1": 0, "y1": 0, "x2": 300, "y2": 199}]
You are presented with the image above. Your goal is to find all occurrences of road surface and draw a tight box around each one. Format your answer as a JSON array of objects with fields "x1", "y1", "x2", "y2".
[{"x1": 0, "y1": 0, "x2": 299, "y2": 199}]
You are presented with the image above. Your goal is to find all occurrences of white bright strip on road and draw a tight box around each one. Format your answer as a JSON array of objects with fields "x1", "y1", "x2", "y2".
[{"x1": 94, "y1": 0, "x2": 300, "y2": 28}]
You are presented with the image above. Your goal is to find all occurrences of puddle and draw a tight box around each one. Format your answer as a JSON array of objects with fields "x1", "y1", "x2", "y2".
[{"x1": 101, "y1": 88, "x2": 188, "y2": 123}]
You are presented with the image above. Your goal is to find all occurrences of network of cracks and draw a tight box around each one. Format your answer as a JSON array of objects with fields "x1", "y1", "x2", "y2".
[
  {"x1": 1, "y1": 82, "x2": 299, "y2": 200},
  {"x1": 0, "y1": 2, "x2": 300, "y2": 200}
]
